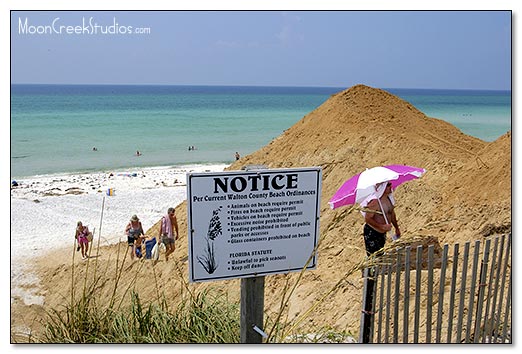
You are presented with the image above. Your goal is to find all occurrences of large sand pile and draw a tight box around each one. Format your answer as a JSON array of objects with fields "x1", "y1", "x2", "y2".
[{"x1": 11, "y1": 85, "x2": 511, "y2": 341}]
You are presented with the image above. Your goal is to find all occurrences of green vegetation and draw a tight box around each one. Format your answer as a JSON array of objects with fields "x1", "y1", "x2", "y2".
[
  {"x1": 42, "y1": 288, "x2": 239, "y2": 343},
  {"x1": 32, "y1": 239, "x2": 241, "y2": 343},
  {"x1": 21, "y1": 208, "x2": 395, "y2": 343}
]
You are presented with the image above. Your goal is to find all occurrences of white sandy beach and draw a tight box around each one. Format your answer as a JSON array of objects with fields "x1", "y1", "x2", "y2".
[{"x1": 10, "y1": 164, "x2": 227, "y2": 305}]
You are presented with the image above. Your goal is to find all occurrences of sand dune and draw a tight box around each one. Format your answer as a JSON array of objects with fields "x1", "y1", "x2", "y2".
[{"x1": 11, "y1": 85, "x2": 511, "y2": 341}]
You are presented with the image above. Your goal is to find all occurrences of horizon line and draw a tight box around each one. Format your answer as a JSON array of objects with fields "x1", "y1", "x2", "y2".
[{"x1": 9, "y1": 83, "x2": 511, "y2": 92}]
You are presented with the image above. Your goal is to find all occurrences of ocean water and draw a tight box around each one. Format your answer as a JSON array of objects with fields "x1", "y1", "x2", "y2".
[
  {"x1": 11, "y1": 85, "x2": 511, "y2": 178},
  {"x1": 390, "y1": 88, "x2": 512, "y2": 142}
]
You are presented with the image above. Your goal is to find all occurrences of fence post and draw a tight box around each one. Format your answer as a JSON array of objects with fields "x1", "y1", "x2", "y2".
[
  {"x1": 447, "y1": 243, "x2": 460, "y2": 343},
  {"x1": 494, "y1": 234, "x2": 511, "y2": 343},
  {"x1": 393, "y1": 250, "x2": 401, "y2": 343},
  {"x1": 455, "y1": 242, "x2": 470, "y2": 343},
  {"x1": 500, "y1": 272, "x2": 512, "y2": 342},
  {"x1": 359, "y1": 267, "x2": 376, "y2": 343},
  {"x1": 413, "y1": 245, "x2": 422, "y2": 343},
  {"x1": 376, "y1": 266, "x2": 386, "y2": 342},
  {"x1": 435, "y1": 244, "x2": 449, "y2": 343},
  {"x1": 403, "y1": 246, "x2": 411, "y2": 343},
  {"x1": 473, "y1": 238, "x2": 491, "y2": 343},
  {"x1": 489, "y1": 235, "x2": 505, "y2": 343},
  {"x1": 465, "y1": 240, "x2": 481, "y2": 343},
  {"x1": 426, "y1": 245, "x2": 434, "y2": 343},
  {"x1": 240, "y1": 276, "x2": 265, "y2": 343},
  {"x1": 482, "y1": 237, "x2": 499, "y2": 342}
]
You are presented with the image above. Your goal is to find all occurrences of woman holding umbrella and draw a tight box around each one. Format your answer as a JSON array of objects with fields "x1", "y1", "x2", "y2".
[
  {"x1": 329, "y1": 164, "x2": 426, "y2": 256},
  {"x1": 362, "y1": 182, "x2": 400, "y2": 255}
]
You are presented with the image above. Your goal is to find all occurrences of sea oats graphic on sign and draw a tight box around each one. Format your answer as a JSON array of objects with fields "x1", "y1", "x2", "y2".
[
  {"x1": 207, "y1": 207, "x2": 223, "y2": 240},
  {"x1": 197, "y1": 206, "x2": 222, "y2": 274}
]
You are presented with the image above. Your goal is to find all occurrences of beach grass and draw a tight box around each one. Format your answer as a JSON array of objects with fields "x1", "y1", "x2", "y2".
[
  {"x1": 34, "y1": 236, "x2": 241, "y2": 344},
  {"x1": 32, "y1": 236, "x2": 360, "y2": 344},
  {"x1": 37, "y1": 258, "x2": 359, "y2": 344},
  {"x1": 41, "y1": 279, "x2": 240, "y2": 343},
  {"x1": 25, "y1": 207, "x2": 415, "y2": 344}
]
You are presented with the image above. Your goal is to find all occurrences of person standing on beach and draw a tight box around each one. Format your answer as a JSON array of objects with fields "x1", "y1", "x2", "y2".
[
  {"x1": 362, "y1": 182, "x2": 400, "y2": 255},
  {"x1": 125, "y1": 215, "x2": 145, "y2": 260},
  {"x1": 159, "y1": 207, "x2": 179, "y2": 261},
  {"x1": 75, "y1": 221, "x2": 92, "y2": 260},
  {"x1": 235, "y1": 152, "x2": 240, "y2": 160}
]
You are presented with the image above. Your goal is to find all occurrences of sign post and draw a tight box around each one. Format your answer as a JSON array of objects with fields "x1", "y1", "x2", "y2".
[
  {"x1": 240, "y1": 276, "x2": 265, "y2": 343},
  {"x1": 187, "y1": 167, "x2": 322, "y2": 342}
]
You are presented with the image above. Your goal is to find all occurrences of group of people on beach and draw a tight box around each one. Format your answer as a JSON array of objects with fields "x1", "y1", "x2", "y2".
[
  {"x1": 74, "y1": 174, "x2": 399, "y2": 263},
  {"x1": 75, "y1": 207, "x2": 179, "y2": 262}
]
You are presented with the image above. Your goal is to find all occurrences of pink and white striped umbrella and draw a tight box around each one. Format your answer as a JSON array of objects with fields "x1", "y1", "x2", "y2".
[{"x1": 328, "y1": 164, "x2": 426, "y2": 209}]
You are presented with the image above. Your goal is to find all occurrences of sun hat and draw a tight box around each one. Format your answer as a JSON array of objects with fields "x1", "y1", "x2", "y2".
[{"x1": 130, "y1": 215, "x2": 139, "y2": 222}]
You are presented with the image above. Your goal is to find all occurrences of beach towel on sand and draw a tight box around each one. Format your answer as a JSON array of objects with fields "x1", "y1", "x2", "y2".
[{"x1": 151, "y1": 243, "x2": 159, "y2": 261}]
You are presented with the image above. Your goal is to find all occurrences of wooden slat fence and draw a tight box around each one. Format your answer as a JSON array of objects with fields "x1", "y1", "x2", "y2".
[{"x1": 359, "y1": 234, "x2": 512, "y2": 343}]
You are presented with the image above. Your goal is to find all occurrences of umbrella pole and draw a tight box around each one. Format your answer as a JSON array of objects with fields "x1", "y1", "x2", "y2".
[
  {"x1": 377, "y1": 198, "x2": 389, "y2": 225},
  {"x1": 372, "y1": 184, "x2": 390, "y2": 226}
]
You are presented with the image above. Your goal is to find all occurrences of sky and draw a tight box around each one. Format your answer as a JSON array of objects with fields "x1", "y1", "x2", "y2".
[{"x1": 9, "y1": 10, "x2": 511, "y2": 90}]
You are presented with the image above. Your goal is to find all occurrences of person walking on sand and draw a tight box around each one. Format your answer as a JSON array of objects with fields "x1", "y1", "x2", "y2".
[
  {"x1": 159, "y1": 207, "x2": 179, "y2": 261},
  {"x1": 235, "y1": 152, "x2": 240, "y2": 160},
  {"x1": 75, "y1": 221, "x2": 92, "y2": 260},
  {"x1": 125, "y1": 215, "x2": 145, "y2": 260},
  {"x1": 361, "y1": 182, "x2": 400, "y2": 255}
]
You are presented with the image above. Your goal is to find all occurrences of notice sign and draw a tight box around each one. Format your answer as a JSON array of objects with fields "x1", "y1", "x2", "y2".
[{"x1": 187, "y1": 167, "x2": 322, "y2": 283}]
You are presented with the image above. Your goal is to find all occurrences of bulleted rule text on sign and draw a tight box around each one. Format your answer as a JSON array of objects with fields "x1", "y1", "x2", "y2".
[{"x1": 187, "y1": 167, "x2": 322, "y2": 282}]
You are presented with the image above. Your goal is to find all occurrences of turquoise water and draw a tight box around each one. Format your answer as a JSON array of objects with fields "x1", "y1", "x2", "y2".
[
  {"x1": 390, "y1": 88, "x2": 511, "y2": 142},
  {"x1": 10, "y1": 85, "x2": 511, "y2": 178}
]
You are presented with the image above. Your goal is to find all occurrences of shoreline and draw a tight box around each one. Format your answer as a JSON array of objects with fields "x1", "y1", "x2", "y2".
[
  {"x1": 10, "y1": 162, "x2": 231, "y2": 185},
  {"x1": 10, "y1": 163, "x2": 228, "y2": 307}
]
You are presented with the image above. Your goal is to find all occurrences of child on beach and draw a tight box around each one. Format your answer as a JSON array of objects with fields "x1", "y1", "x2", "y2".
[{"x1": 134, "y1": 234, "x2": 144, "y2": 259}]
